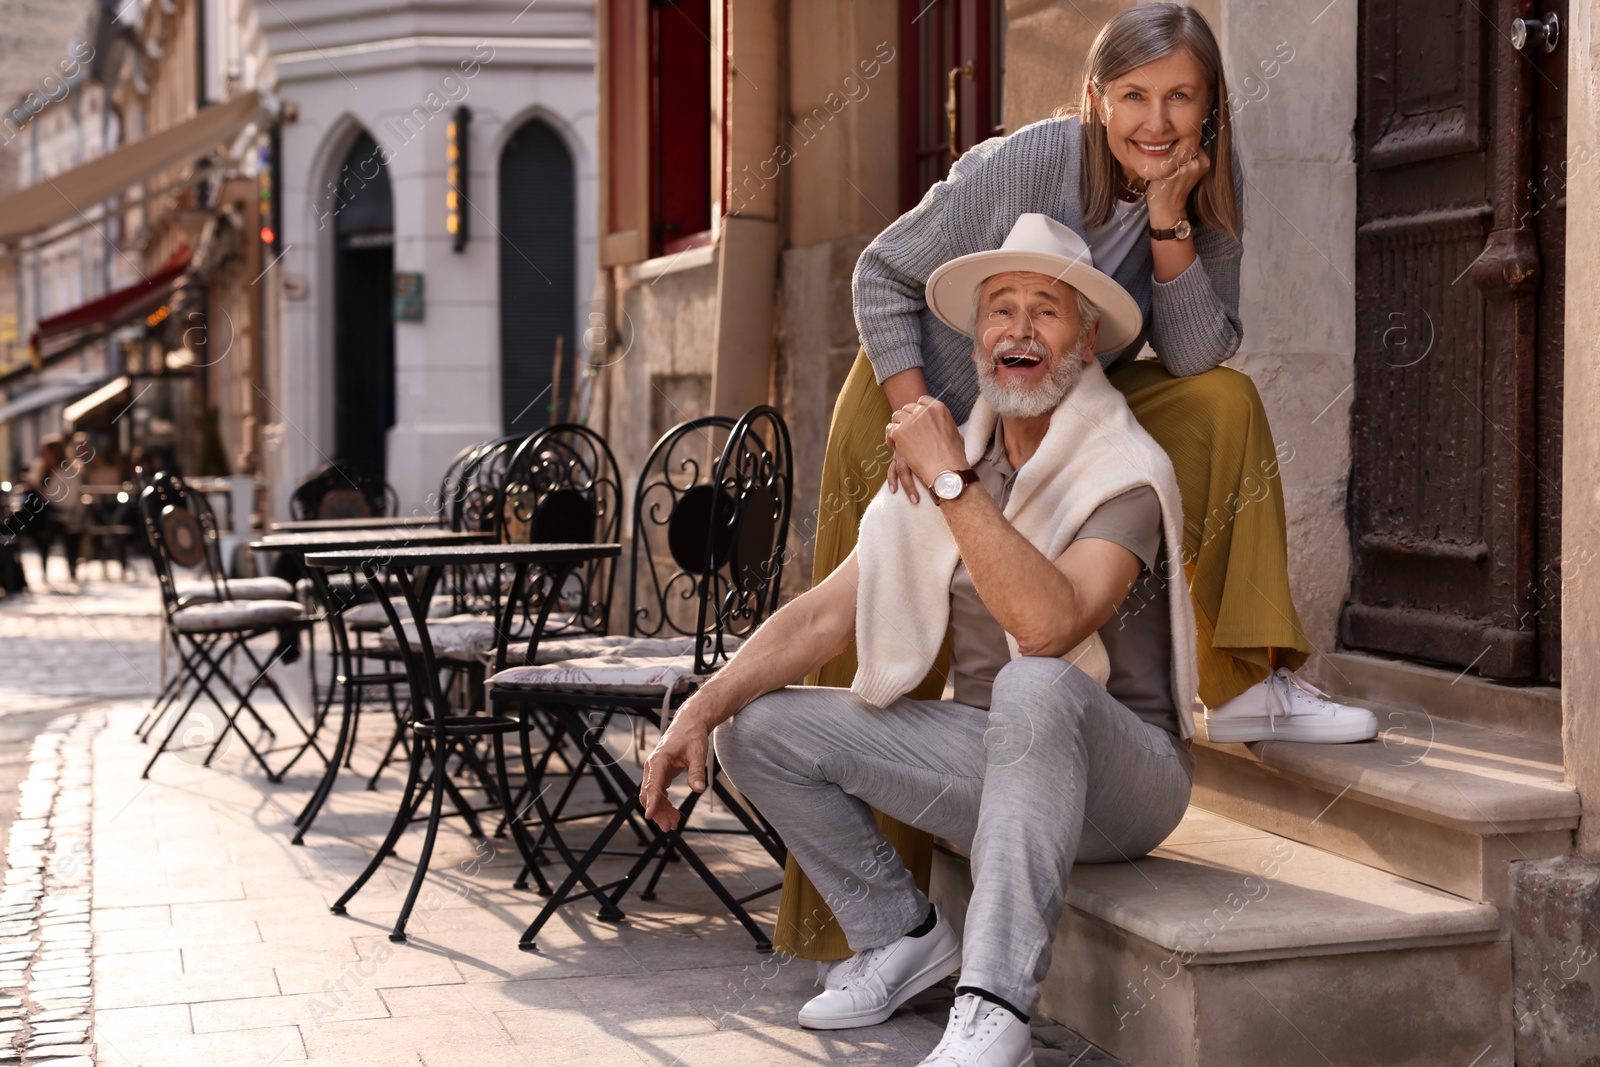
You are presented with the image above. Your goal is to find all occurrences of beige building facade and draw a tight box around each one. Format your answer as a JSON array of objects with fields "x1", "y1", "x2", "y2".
[{"x1": 595, "y1": 0, "x2": 1595, "y2": 1062}]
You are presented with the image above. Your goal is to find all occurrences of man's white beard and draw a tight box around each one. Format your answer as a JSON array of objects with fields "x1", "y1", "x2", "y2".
[{"x1": 976, "y1": 331, "x2": 1091, "y2": 419}]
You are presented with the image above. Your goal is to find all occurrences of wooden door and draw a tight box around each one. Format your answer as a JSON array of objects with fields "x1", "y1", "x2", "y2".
[
  {"x1": 1345, "y1": 0, "x2": 1566, "y2": 681},
  {"x1": 898, "y1": 0, "x2": 1004, "y2": 212}
]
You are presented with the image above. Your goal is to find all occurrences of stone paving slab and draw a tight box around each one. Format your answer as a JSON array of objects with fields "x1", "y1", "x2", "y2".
[
  {"x1": 3, "y1": 569, "x2": 1125, "y2": 1065},
  {"x1": 83, "y1": 695, "x2": 1125, "y2": 1065}
]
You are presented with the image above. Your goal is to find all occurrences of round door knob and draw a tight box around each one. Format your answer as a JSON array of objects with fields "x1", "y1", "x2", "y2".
[{"x1": 1510, "y1": 12, "x2": 1559, "y2": 52}]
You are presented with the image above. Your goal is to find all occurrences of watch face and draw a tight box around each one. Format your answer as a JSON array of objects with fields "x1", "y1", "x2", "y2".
[
  {"x1": 1174, "y1": 219, "x2": 1192, "y2": 239},
  {"x1": 934, "y1": 471, "x2": 965, "y2": 499}
]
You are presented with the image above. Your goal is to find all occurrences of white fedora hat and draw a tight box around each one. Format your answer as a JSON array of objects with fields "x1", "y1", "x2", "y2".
[{"x1": 925, "y1": 213, "x2": 1143, "y2": 354}]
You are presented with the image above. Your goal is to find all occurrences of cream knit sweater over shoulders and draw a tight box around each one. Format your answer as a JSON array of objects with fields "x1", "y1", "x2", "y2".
[{"x1": 851, "y1": 363, "x2": 1200, "y2": 741}]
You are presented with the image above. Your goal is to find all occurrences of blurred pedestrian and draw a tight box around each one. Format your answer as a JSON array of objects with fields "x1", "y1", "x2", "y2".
[{"x1": 20, "y1": 434, "x2": 88, "y2": 583}]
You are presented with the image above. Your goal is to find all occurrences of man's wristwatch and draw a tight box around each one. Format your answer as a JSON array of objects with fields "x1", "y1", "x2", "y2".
[
  {"x1": 930, "y1": 468, "x2": 980, "y2": 506},
  {"x1": 1148, "y1": 218, "x2": 1192, "y2": 241}
]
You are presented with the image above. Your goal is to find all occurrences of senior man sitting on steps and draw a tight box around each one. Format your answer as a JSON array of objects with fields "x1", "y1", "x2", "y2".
[{"x1": 641, "y1": 213, "x2": 1203, "y2": 1067}]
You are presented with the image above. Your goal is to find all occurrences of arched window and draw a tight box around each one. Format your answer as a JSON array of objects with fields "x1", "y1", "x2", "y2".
[
  {"x1": 332, "y1": 131, "x2": 395, "y2": 481},
  {"x1": 497, "y1": 119, "x2": 575, "y2": 433}
]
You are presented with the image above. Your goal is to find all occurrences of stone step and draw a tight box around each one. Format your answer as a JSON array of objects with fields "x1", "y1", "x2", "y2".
[
  {"x1": 1308, "y1": 650, "x2": 1562, "y2": 744},
  {"x1": 1189, "y1": 704, "x2": 1577, "y2": 908},
  {"x1": 929, "y1": 808, "x2": 1511, "y2": 1067}
]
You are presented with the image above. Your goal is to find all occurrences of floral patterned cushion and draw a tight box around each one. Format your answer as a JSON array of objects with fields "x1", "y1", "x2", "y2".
[
  {"x1": 343, "y1": 597, "x2": 456, "y2": 631},
  {"x1": 487, "y1": 655, "x2": 701, "y2": 696},
  {"x1": 171, "y1": 599, "x2": 305, "y2": 633},
  {"x1": 504, "y1": 633, "x2": 743, "y2": 666},
  {"x1": 176, "y1": 577, "x2": 296, "y2": 605},
  {"x1": 373, "y1": 621, "x2": 745, "y2": 667},
  {"x1": 371, "y1": 614, "x2": 520, "y2": 662}
]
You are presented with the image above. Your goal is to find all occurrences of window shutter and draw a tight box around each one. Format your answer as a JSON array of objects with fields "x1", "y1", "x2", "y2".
[{"x1": 600, "y1": 0, "x2": 649, "y2": 265}]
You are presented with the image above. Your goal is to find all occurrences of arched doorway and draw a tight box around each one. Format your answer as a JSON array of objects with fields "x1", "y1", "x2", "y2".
[
  {"x1": 498, "y1": 119, "x2": 575, "y2": 433},
  {"x1": 332, "y1": 131, "x2": 395, "y2": 482}
]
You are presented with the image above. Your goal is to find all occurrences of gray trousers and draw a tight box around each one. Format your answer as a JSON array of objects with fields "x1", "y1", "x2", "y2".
[{"x1": 714, "y1": 657, "x2": 1193, "y2": 1013}]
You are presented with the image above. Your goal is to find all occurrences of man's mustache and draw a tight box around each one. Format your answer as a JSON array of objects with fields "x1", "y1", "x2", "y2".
[{"x1": 985, "y1": 338, "x2": 1053, "y2": 369}]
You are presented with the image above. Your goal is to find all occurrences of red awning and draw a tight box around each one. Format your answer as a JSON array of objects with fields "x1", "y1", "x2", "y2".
[{"x1": 27, "y1": 245, "x2": 192, "y2": 363}]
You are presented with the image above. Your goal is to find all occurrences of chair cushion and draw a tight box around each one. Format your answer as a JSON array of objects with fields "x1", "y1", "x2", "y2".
[
  {"x1": 296, "y1": 573, "x2": 405, "y2": 600},
  {"x1": 172, "y1": 599, "x2": 305, "y2": 633},
  {"x1": 371, "y1": 614, "x2": 514, "y2": 661},
  {"x1": 506, "y1": 632, "x2": 742, "y2": 666},
  {"x1": 177, "y1": 577, "x2": 296, "y2": 605},
  {"x1": 344, "y1": 597, "x2": 456, "y2": 630},
  {"x1": 487, "y1": 655, "x2": 701, "y2": 697}
]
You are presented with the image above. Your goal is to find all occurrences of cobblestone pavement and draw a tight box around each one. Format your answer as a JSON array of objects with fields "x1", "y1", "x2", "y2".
[
  {"x1": 0, "y1": 560, "x2": 1127, "y2": 1066},
  {"x1": 0, "y1": 558, "x2": 162, "y2": 719}
]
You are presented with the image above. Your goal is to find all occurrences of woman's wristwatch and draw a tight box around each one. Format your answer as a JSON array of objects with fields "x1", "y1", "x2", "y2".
[{"x1": 1148, "y1": 218, "x2": 1192, "y2": 241}]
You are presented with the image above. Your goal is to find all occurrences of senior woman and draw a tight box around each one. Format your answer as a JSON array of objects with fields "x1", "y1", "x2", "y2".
[{"x1": 776, "y1": 3, "x2": 1375, "y2": 967}]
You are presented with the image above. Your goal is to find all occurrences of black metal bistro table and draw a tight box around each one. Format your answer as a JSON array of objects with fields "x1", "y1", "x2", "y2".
[
  {"x1": 251, "y1": 527, "x2": 494, "y2": 842},
  {"x1": 303, "y1": 541, "x2": 621, "y2": 943},
  {"x1": 268, "y1": 515, "x2": 444, "y2": 534}
]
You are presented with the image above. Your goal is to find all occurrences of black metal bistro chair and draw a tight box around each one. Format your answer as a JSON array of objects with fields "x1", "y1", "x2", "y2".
[
  {"x1": 274, "y1": 460, "x2": 401, "y2": 597},
  {"x1": 277, "y1": 434, "x2": 526, "y2": 820},
  {"x1": 293, "y1": 433, "x2": 540, "y2": 849},
  {"x1": 485, "y1": 407, "x2": 794, "y2": 951},
  {"x1": 336, "y1": 434, "x2": 530, "y2": 784},
  {"x1": 138, "y1": 473, "x2": 324, "y2": 780},
  {"x1": 376, "y1": 424, "x2": 627, "y2": 666},
  {"x1": 138, "y1": 468, "x2": 290, "y2": 742},
  {"x1": 500, "y1": 423, "x2": 625, "y2": 636},
  {"x1": 289, "y1": 461, "x2": 398, "y2": 522},
  {"x1": 366, "y1": 426, "x2": 639, "y2": 880}
]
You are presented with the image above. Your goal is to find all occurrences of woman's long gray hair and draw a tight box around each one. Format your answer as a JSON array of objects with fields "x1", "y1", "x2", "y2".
[{"x1": 1068, "y1": 4, "x2": 1241, "y2": 239}]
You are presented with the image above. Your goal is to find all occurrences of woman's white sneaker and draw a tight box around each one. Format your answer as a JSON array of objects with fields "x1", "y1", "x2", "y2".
[
  {"x1": 797, "y1": 907, "x2": 961, "y2": 1030},
  {"x1": 920, "y1": 993, "x2": 1035, "y2": 1066},
  {"x1": 816, "y1": 956, "x2": 847, "y2": 989},
  {"x1": 1204, "y1": 668, "x2": 1378, "y2": 744}
]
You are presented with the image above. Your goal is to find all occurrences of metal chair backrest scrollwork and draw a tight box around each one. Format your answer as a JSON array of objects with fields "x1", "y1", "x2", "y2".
[
  {"x1": 454, "y1": 435, "x2": 522, "y2": 537},
  {"x1": 502, "y1": 424, "x2": 624, "y2": 636},
  {"x1": 433, "y1": 439, "x2": 488, "y2": 529},
  {"x1": 288, "y1": 462, "x2": 396, "y2": 522},
  {"x1": 625, "y1": 415, "x2": 737, "y2": 648},
  {"x1": 696, "y1": 405, "x2": 793, "y2": 672},
  {"x1": 139, "y1": 471, "x2": 231, "y2": 613}
]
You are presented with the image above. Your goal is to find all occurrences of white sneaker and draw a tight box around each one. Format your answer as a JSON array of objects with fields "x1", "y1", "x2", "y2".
[
  {"x1": 921, "y1": 993, "x2": 1035, "y2": 1066},
  {"x1": 1204, "y1": 668, "x2": 1378, "y2": 744},
  {"x1": 797, "y1": 907, "x2": 961, "y2": 1030},
  {"x1": 816, "y1": 957, "x2": 848, "y2": 989}
]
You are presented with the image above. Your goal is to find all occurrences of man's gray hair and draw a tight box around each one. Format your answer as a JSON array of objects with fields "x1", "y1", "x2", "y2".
[{"x1": 967, "y1": 283, "x2": 1103, "y2": 344}]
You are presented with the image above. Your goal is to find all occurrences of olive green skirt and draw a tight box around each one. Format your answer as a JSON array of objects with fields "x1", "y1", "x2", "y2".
[{"x1": 772, "y1": 349, "x2": 1310, "y2": 960}]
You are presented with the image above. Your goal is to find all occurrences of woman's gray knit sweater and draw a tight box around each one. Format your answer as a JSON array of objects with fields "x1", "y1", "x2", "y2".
[{"x1": 853, "y1": 114, "x2": 1245, "y2": 422}]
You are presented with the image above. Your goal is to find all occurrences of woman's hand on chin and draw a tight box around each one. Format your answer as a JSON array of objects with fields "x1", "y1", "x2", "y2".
[{"x1": 1144, "y1": 144, "x2": 1210, "y2": 228}]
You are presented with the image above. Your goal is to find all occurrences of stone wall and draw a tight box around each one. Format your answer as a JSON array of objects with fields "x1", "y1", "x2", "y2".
[
  {"x1": 758, "y1": 0, "x2": 902, "y2": 594},
  {"x1": 1221, "y1": 0, "x2": 1357, "y2": 653},
  {"x1": 1512, "y1": 856, "x2": 1600, "y2": 1065},
  {"x1": 607, "y1": 257, "x2": 721, "y2": 496},
  {"x1": 1562, "y1": 0, "x2": 1600, "y2": 858},
  {"x1": 774, "y1": 236, "x2": 872, "y2": 596}
]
